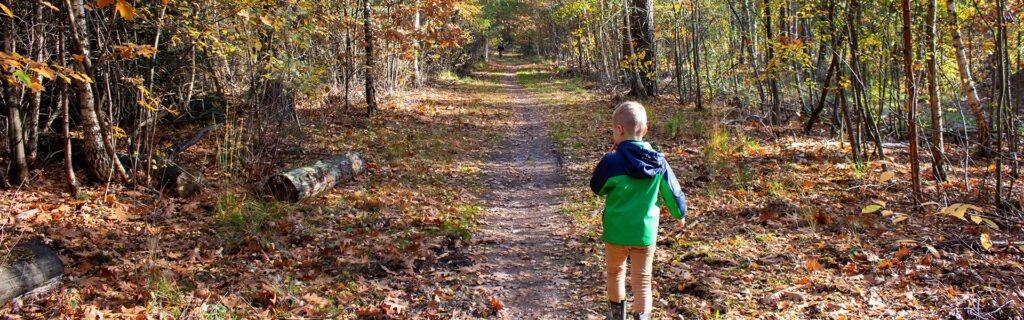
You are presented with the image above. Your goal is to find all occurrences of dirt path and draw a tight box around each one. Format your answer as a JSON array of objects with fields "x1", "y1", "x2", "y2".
[{"x1": 470, "y1": 62, "x2": 596, "y2": 319}]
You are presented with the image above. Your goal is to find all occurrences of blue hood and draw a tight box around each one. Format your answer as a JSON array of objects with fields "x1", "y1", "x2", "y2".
[{"x1": 617, "y1": 141, "x2": 667, "y2": 179}]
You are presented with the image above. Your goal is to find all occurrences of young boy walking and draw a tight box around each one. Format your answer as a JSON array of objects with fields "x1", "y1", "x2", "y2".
[{"x1": 589, "y1": 101, "x2": 688, "y2": 320}]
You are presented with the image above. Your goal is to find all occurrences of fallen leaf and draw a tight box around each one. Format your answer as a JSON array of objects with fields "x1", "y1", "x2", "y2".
[
  {"x1": 486, "y1": 296, "x2": 504, "y2": 311},
  {"x1": 805, "y1": 258, "x2": 822, "y2": 271},
  {"x1": 980, "y1": 234, "x2": 993, "y2": 250}
]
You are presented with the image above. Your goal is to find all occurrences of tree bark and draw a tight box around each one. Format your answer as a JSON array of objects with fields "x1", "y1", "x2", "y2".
[
  {"x1": 764, "y1": 0, "x2": 781, "y2": 121},
  {"x1": 946, "y1": 0, "x2": 989, "y2": 148},
  {"x1": 692, "y1": 0, "x2": 703, "y2": 109},
  {"x1": 805, "y1": 53, "x2": 838, "y2": 133},
  {"x1": 264, "y1": 152, "x2": 365, "y2": 202},
  {"x1": 26, "y1": 3, "x2": 45, "y2": 164},
  {"x1": 363, "y1": 0, "x2": 377, "y2": 116},
  {"x1": 62, "y1": 81, "x2": 79, "y2": 196},
  {"x1": 0, "y1": 241, "x2": 65, "y2": 304},
  {"x1": 2, "y1": 15, "x2": 28, "y2": 185},
  {"x1": 925, "y1": 0, "x2": 946, "y2": 181},
  {"x1": 64, "y1": 0, "x2": 118, "y2": 182},
  {"x1": 624, "y1": 0, "x2": 657, "y2": 97},
  {"x1": 413, "y1": 0, "x2": 422, "y2": 87},
  {"x1": 343, "y1": 1, "x2": 354, "y2": 109},
  {"x1": 902, "y1": 0, "x2": 922, "y2": 201}
]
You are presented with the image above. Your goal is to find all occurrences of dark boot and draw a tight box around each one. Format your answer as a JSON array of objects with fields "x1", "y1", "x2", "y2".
[
  {"x1": 607, "y1": 301, "x2": 627, "y2": 320},
  {"x1": 633, "y1": 312, "x2": 650, "y2": 320}
]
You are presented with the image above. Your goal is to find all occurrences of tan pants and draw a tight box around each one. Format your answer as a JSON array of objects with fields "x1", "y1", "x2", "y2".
[{"x1": 605, "y1": 243, "x2": 656, "y2": 314}]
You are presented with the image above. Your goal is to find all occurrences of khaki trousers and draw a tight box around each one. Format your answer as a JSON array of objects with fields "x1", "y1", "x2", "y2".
[{"x1": 605, "y1": 243, "x2": 656, "y2": 314}]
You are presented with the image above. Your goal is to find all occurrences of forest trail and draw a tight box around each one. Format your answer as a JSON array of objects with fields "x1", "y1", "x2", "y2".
[{"x1": 470, "y1": 60, "x2": 597, "y2": 319}]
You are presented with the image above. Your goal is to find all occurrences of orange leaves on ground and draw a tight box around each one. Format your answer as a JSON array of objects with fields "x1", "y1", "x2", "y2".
[
  {"x1": 381, "y1": 297, "x2": 408, "y2": 316},
  {"x1": 486, "y1": 296, "x2": 505, "y2": 311},
  {"x1": 805, "y1": 258, "x2": 822, "y2": 271},
  {"x1": 303, "y1": 293, "x2": 329, "y2": 308},
  {"x1": 895, "y1": 246, "x2": 910, "y2": 260}
]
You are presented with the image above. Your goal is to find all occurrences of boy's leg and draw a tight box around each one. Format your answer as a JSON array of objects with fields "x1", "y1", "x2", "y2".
[
  {"x1": 628, "y1": 244, "x2": 657, "y2": 314},
  {"x1": 605, "y1": 243, "x2": 629, "y2": 303}
]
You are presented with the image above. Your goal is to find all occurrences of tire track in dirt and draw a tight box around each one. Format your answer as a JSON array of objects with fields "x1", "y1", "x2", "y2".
[{"x1": 469, "y1": 61, "x2": 597, "y2": 319}]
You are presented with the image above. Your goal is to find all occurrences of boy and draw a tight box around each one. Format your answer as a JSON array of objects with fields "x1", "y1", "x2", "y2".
[{"x1": 589, "y1": 101, "x2": 687, "y2": 320}]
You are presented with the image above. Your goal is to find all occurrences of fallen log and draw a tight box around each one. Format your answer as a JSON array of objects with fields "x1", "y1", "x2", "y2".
[
  {"x1": 0, "y1": 241, "x2": 64, "y2": 304},
  {"x1": 165, "y1": 124, "x2": 222, "y2": 162},
  {"x1": 264, "y1": 152, "x2": 365, "y2": 202}
]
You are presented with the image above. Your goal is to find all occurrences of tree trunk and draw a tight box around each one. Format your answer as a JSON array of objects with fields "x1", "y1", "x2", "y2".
[
  {"x1": 901, "y1": 0, "x2": 922, "y2": 201},
  {"x1": 343, "y1": 1, "x2": 352, "y2": 109},
  {"x1": 925, "y1": 0, "x2": 946, "y2": 182},
  {"x1": 692, "y1": 0, "x2": 703, "y2": 110},
  {"x1": 64, "y1": 0, "x2": 117, "y2": 182},
  {"x1": 264, "y1": 152, "x2": 365, "y2": 202},
  {"x1": 946, "y1": 0, "x2": 989, "y2": 148},
  {"x1": 625, "y1": 0, "x2": 657, "y2": 97},
  {"x1": 26, "y1": 3, "x2": 45, "y2": 164},
  {"x1": 413, "y1": 0, "x2": 422, "y2": 87},
  {"x1": 805, "y1": 53, "x2": 838, "y2": 133},
  {"x1": 0, "y1": 241, "x2": 64, "y2": 304},
  {"x1": 764, "y1": 0, "x2": 781, "y2": 122},
  {"x1": 363, "y1": 0, "x2": 377, "y2": 116},
  {"x1": 995, "y1": 0, "x2": 1009, "y2": 204},
  {"x1": 62, "y1": 80, "x2": 79, "y2": 196},
  {"x1": 838, "y1": 64, "x2": 861, "y2": 164},
  {"x1": 674, "y1": 0, "x2": 684, "y2": 104},
  {"x1": 2, "y1": 15, "x2": 28, "y2": 185}
]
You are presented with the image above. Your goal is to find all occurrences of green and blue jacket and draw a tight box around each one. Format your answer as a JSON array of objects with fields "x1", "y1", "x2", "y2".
[{"x1": 589, "y1": 140, "x2": 687, "y2": 246}]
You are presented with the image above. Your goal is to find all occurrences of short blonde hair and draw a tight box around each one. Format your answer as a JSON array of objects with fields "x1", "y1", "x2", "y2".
[{"x1": 613, "y1": 101, "x2": 647, "y2": 137}]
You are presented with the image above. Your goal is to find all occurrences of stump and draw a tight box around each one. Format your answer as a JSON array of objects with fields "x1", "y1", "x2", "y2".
[
  {"x1": 264, "y1": 152, "x2": 365, "y2": 202},
  {"x1": 0, "y1": 241, "x2": 64, "y2": 304}
]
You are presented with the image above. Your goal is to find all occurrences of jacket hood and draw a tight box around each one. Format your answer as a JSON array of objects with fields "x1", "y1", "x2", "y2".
[{"x1": 616, "y1": 141, "x2": 666, "y2": 179}]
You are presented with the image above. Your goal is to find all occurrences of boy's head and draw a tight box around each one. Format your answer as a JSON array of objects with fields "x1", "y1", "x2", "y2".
[{"x1": 612, "y1": 101, "x2": 648, "y2": 143}]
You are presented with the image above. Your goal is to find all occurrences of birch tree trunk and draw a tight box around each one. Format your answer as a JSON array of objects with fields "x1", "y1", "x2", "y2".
[
  {"x1": 926, "y1": 0, "x2": 946, "y2": 181},
  {"x1": 946, "y1": 0, "x2": 989, "y2": 148},
  {"x1": 64, "y1": 0, "x2": 117, "y2": 181}
]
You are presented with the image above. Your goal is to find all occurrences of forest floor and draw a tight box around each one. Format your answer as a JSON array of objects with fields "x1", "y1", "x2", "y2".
[{"x1": 1, "y1": 56, "x2": 1024, "y2": 319}]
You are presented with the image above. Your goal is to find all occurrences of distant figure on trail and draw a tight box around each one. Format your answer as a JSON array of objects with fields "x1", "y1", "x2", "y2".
[
  {"x1": 497, "y1": 43, "x2": 506, "y2": 58},
  {"x1": 589, "y1": 101, "x2": 688, "y2": 320}
]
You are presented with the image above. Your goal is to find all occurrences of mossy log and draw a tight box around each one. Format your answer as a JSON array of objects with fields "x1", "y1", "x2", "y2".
[
  {"x1": 264, "y1": 152, "x2": 365, "y2": 202},
  {"x1": 0, "y1": 241, "x2": 64, "y2": 304}
]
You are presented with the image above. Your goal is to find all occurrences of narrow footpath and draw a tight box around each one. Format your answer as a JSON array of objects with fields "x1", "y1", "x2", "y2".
[{"x1": 471, "y1": 61, "x2": 597, "y2": 319}]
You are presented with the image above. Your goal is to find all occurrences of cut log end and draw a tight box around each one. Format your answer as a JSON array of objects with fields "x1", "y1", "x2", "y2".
[
  {"x1": 0, "y1": 241, "x2": 64, "y2": 304},
  {"x1": 264, "y1": 152, "x2": 365, "y2": 202}
]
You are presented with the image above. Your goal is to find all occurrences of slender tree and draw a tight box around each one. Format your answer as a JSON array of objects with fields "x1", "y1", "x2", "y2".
[
  {"x1": 764, "y1": 0, "x2": 781, "y2": 121},
  {"x1": 925, "y1": 0, "x2": 946, "y2": 182},
  {"x1": 946, "y1": 1, "x2": 989, "y2": 150},
  {"x1": 364, "y1": 0, "x2": 378, "y2": 116},
  {"x1": 901, "y1": 0, "x2": 922, "y2": 201},
  {"x1": 2, "y1": 13, "x2": 28, "y2": 185}
]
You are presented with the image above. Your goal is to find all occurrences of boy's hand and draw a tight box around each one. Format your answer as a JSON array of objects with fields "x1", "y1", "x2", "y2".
[{"x1": 678, "y1": 218, "x2": 686, "y2": 229}]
